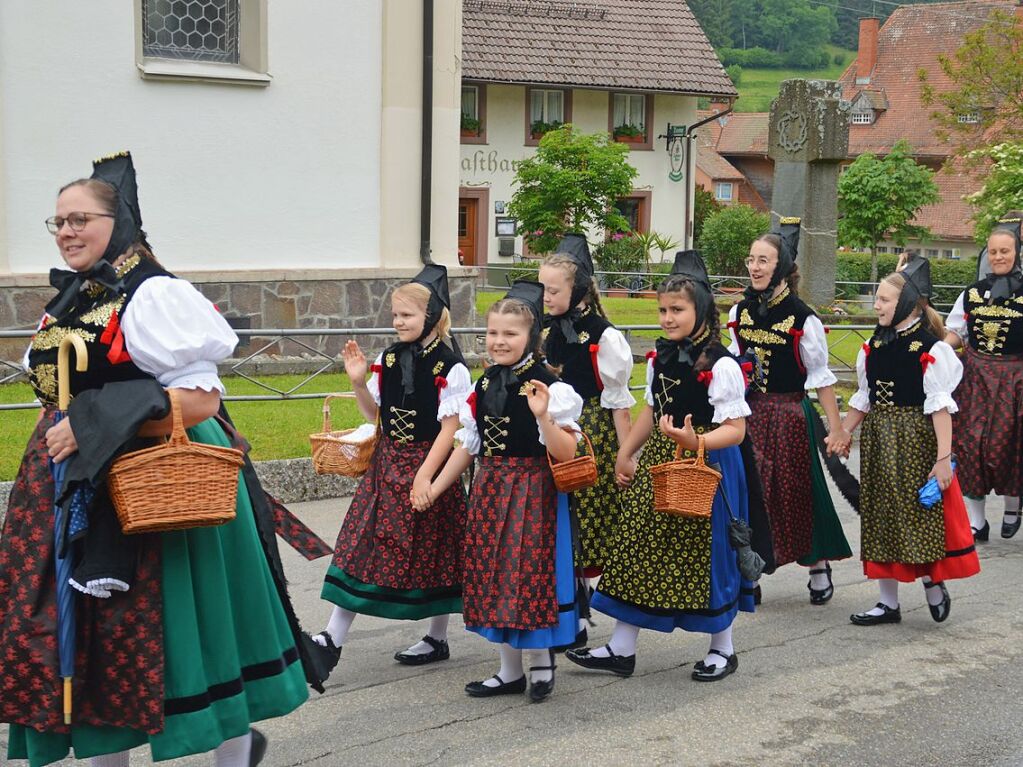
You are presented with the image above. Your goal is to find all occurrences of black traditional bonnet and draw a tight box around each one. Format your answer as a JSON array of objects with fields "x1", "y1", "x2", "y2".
[
  {"x1": 744, "y1": 217, "x2": 800, "y2": 317},
  {"x1": 977, "y1": 217, "x2": 1023, "y2": 303},
  {"x1": 876, "y1": 250, "x2": 932, "y2": 344}
]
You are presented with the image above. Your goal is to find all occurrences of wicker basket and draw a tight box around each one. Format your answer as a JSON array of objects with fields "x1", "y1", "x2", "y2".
[
  {"x1": 548, "y1": 430, "x2": 599, "y2": 493},
  {"x1": 649, "y1": 436, "x2": 722, "y2": 519},
  {"x1": 108, "y1": 389, "x2": 244, "y2": 534},
  {"x1": 310, "y1": 394, "x2": 379, "y2": 476}
]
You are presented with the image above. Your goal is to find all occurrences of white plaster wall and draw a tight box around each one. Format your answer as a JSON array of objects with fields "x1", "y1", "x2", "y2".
[
  {"x1": 459, "y1": 86, "x2": 698, "y2": 265},
  {"x1": 0, "y1": 1, "x2": 383, "y2": 274}
]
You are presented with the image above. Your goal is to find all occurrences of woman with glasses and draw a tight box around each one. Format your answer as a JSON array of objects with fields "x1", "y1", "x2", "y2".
[
  {"x1": 726, "y1": 219, "x2": 852, "y2": 605},
  {"x1": 1, "y1": 153, "x2": 312, "y2": 767}
]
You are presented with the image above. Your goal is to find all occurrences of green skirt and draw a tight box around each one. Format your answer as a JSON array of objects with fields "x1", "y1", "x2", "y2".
[
  {"x1": 7, "y1": 418, "x2": 309, "y2": 766},
  {"x1": 572, "y1": 396, "x2": 625, "y2": 574}
]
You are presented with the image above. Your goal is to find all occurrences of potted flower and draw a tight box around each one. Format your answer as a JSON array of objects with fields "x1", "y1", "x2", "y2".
[
  {"x1": 530, "y1": 120, "x2": 563, "y2": 140},
  {"x1": 461, "y1": 114, "x2": 481, "y2": 138},
  {"x1": 613, "y1": 123, "x2": 645, "y2": 144}
]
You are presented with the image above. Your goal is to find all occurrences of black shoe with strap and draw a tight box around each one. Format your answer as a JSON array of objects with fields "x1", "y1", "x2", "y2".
[
  {"x1": 394, "y1": 635, "x2": 450, "y2": 666},
  {"x1": 465, "y1": 673, "x2": 527, "y2": 697},
  {"x1": 850, "y1": 602, "x2": 902, "y2": 626},
  {"x1": 553, "y1": 626, "x2": 588, "y2": 654},
  {"x1": 691, "y1": 650, "x2": 738, "y2": 681},
  {"x1": 807, "y1": 563, "x2": 834, "y2": 605},
  {"x1": 924, "y1": 581, "x2": 951, "y2": 623},
  {"x1": 250, "y1": 728, "x2": 268, "y2": 766},
  {"x1": 1002, "y1": 510, "x2": 1022, "y2": 539},
  {"x1": 315, "y1": 631, "x2": 342, "y2": 672},
  {"x1": 565, "y1": 644, "x2": 636, "y2": 677},
  {"x1": 528, "y1": 649, "x2": 556, "y2": 703},
  {"x1": 972, "y1": 520, "x2": 990, "y2": 543}
]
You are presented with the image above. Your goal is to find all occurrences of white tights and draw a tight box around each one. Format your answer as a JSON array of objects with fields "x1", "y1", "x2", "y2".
[{"x1": 89, "y1": 733, "x2": 252, "y2": 767}]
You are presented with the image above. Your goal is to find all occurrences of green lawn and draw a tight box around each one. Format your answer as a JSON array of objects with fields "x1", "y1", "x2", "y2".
[
  {"x1": 732, "y1": 45, "x2": 855, "y2": 113},
  {"x1": 0, "y1": 295, "x2": 871, "y2": 481}
]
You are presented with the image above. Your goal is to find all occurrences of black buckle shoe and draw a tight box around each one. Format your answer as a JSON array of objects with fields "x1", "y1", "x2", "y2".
[
  {"x1": 924, "y1": 581, "x2": 951, "y2": 623},
  {"x1": 528, "y1": 649, "x2": 556, "y2": 703},
  {"x1": 315, "y1": 631, "x2": 342, "y2": 671},
  {"x1": 465, "y1": 673, "x2": 527, "y2": 698},
  {"x1": 1002, "y1": 510, "x2": 1022, "y2": 539},
  {"x1": 972, "y1": 520, "x2": 990, "y2": 543},
  {"x1": 850, "y1": 602, "x2": 902, "y2": 626},
  {"x1": 394, "y1": 635, "x2": 451, "y2": 666},
  {"x1": 753, "y1": 584, "x2": 762, "y2": 605},
  {"x1": 250, "y1": 728, "x2": 268, "y2": 766},
  {"x1": 807, "y1": 563, "x2": 834, "y2": 605},
  {"x1": 565, "y1": 644, "x2": 636, "y2": 677},
  {"x1": 691, "y1": 650, "x2": 738, "y2": 681}
]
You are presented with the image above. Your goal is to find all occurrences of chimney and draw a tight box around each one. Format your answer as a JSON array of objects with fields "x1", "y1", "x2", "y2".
[{"x1": 856, "y1": 17, "x2": 880, "y2": 85}]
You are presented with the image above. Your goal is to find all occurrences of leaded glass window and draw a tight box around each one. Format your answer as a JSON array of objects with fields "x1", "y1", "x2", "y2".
[{"x1": 142, "y1": 0, "x2": 240, "y2": 63}]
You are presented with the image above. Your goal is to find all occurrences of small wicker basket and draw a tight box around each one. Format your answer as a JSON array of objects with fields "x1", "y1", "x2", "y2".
[
  {"x1": 650, "y1": 436, "x2": 722, "y2": 519},
  {"x1": 108, "y1": 389, "x2": 244, "y2": 534},
  {"x1": 310, "y1": 394, "x2": 379, "y2": 476},
  {"x1": 548, "y1": 430, "x2": 599, "y2": 493}
]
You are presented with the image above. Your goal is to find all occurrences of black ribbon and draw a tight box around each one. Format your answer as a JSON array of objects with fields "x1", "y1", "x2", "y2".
[
  {"x1": 47, "y1": 262, "x2": 126, "y2": 319},
  {"x1": 543, "y1": 309, "x2": 584, "y2": 366},
  {"x1": 656, "y1": 336, "x2": 699, "y2": 367}
]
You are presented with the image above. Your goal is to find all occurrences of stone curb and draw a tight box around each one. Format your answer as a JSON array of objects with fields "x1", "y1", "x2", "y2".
[{"x1": 0, "y1": 457, "x2": 356, "y2": 528}]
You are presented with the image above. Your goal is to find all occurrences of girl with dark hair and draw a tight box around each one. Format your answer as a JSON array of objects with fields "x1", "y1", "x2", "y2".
[
  {"x1": 429, "y1": 281, "x2": 583, "y2": 702},
  {"x1": 944, "y1": 216, "x2": 1023, "y2": 541},
  {"x1": 832, "y1": 257, "x2": 979, "y2": 625},
  {"x1": 567, "y1": 252, "x2": 762, "y2": 682},
  {"x1": 727, "y1": 219, "x2": 851, "y2": 605}
]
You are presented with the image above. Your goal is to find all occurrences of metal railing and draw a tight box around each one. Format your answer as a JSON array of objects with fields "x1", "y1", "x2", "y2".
[{"x1": 1, "y1": 323, "x2": 878, "y2": 410}]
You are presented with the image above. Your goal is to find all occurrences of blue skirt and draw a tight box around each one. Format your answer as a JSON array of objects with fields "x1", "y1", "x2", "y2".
[
  {"x1": 469, "y1": 492, "x2": 580, "y2": 649},
  {"x1": 593, "y1": 436, "x2": 755, "y2": 635}
]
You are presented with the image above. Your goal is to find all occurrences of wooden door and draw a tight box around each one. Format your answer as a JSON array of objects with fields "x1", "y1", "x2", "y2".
[{"x1": 458, "y1": 198, "x2": 477, "y2": 266}]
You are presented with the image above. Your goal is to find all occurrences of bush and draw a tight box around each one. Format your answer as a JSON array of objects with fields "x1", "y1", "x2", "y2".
[
  {"x1": 500, "y1": 260, "x2": 540, "y2": 286},
  {"x1": 834, "y1": 252, "x2": 978, "y2": 306},
  {"x1": 593, "y1": 235, "x2": 644, "y2": 276},
  {"x1": 694, "y1": 186, "x2": 722, "y2": 244},
  {"x1": 698, "y1": 205, "x2": 771, "y2": 276},
  {"x1": 783, "y1": 46, "x2": 831, "y2": 69},
  {"x1": 726, "y1": 64, "x2": 742, "y2": 85},
  {"x1": 718, "y1": 47, "x2": 784, "y2": 69},
  {"x1": 833, "y1": 52, "x2": 846, "y2": 67}
]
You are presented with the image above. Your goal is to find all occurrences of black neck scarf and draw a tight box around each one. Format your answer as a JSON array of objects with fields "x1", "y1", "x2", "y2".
[
  {"x1": 875, "y1": 253, "x2": 932, "y2": 345},
  {"x1": 656, "y1": 326, "x2": 711, "y2": 368},
  {"x1": 482, "y1": 355, "x2": 534, "y2": 418},
  {"x1": 46, "y1": 261, "x2": 126, "y2": 320},
  {"x1": 543, "y1": 306, "x2": 592, "y2": 366}
]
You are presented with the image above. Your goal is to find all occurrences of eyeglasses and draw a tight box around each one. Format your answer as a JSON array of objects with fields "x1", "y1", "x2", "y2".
[
  {"x1": 744, "y1": 256, "x2": 775, "y2": 267},
  {"x1": 45, "y1": 212, "x2": 114, "y2": 235}
]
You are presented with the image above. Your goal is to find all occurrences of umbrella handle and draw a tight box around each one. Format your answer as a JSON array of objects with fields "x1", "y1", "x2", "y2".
[
  {"x1": 57, "y1": 334, "x2": 89, "y2": 411},
  {"x1": 63, "y1": 676, "x2": 72, "y2": 725}
]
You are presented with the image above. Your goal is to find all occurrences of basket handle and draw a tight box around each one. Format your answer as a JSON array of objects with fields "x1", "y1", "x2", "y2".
[
  {"x1": 322, "y1": 394, "x2": 347, "y2": 432},
  {"x1": 166, "y1": 389, "x2": 191, "y2": 447},
  {"x1": 673, "y1": 434, "x2": 707, "y2": 462},
  {"x1": 546, "y1": 428, "x2": 594, "y2": 470}
]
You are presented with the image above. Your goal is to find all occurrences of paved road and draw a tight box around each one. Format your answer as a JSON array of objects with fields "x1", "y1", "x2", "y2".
[{"x1": 5, "y1": 477, "x2": 1023, "y2": 766}]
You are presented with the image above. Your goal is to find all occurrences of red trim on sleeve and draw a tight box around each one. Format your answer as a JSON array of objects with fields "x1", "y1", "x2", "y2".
[
  {"x1": 726, "y1": 320, "x2": 738, "y2": 330},
  {"x1": 920, "y1": 352, "x2": 936, "y2": 375},
  {"x1": 99, "y1": 310, "x2": 132, "y2": 365},
  {"x1": 697, "y1": 370, "x2": 713, "y2": 387},
  {"x1": 435, "y1": 375, "x2": 448, "y2": 405},
  {"x1": 588, "y1": 343, "x2": 604, "y2": 392},
  {"x1": 370, "y1": 363, "x2": 383, "y2": 374},
  {"x1": 862, "y1": 342, "x2": 871, "y2": 356},
  {"x1": 645, "y1": 350, "x2": 657, "y2": 360},
  {"x1": 467, "y1": 390, "x2": 477, "y2": 419},
  {"x1": 787, "y1": 327, "x2": 806, "y2": 375},
  {"x1": 739, "y1": 360, "x2": 753, "y2": 387},
  {"x1": 823, "y1": 326, "x2": 830, "y2": 334}
]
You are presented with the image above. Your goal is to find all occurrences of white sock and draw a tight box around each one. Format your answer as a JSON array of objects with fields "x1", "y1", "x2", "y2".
[
  {"x1": 527, "y1": 648, "x2": 555, "y2": 685},
  {"x1": 403, "y1": 614, "x2": 450, "y2": 655},
  {"x1": 922, "y1": 576, "x2": 946, "y2": 606},
  {"x1": 704, "y1": 625, "x2": 734, "y2": 667},
  {"x1": 313, "y1": 606, "x2": 356, "y2": 648},
  {"x1": 214, "y1": 731, "x2": 252, "y2": 767},
  {"x1": 578, "y1": 617, "x2": 588, "y2": 632},
  {"x1": 1003, "y1": 496, "x2": 1020, "y2": 526},
  {"x1": 90, "y1": 751, "x2": 131, "y2": 767},
  {"x1": 590, "y1": 620, "x2": 640, "y2": 658},
  {"x1": 964, "y1": 495, "x2": 987, "y2": 530},
  {"x1": 808, "y1": 559, "x2": 831, "y2": 590},
  {"x1": 482, "y1": 644, "x2": 523, "y2": 687},
  {"x1": 864, "y1": 578, "x2": 900, "y2": 615}
]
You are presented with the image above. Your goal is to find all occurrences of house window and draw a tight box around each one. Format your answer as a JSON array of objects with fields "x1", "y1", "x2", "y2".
[
  {"x1": 893, "y1": 247, "x2": 904, "y2": 255},
  {"x1": 850, "y1": 111, "x2": 873, "y2": 125},
  {"x1": 142, "y1": 0, "x2": 239, "y2": 62},
  {"x1": 943, "y1": 249, "x2": 954, "y2": 258},
  {"x1": 926, "y1": 248, "x2": 939, "y2": 258},
  {"x1": 957, "y1": 112, "x2": 980, "y2": 124},
  {"x1": 611, "y1": 92, "x2": 650, "y2": 145},
  {"x1": 877, "y1": 246, "x2": 888, "y2": 253},
  {"x1": 461, "y1": 83, "x2": 486, "y2": 144},
  {"x1": 714, "y1": 182, "x2": 734, "y2": 202},
  {"x1": 525, "y1": 88, "x2": 570, "y2": 145},
  {"x1": 615, "y1": 192, "x2": 652, "y2": 234},
  {"x1": 135, "y1": 0, "x2": 269, "y2": 85}
]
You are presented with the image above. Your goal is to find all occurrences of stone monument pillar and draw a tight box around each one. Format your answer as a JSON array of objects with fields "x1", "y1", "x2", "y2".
[{"x1": 768, "y1": 79, "x2": 849, "y2": 305}]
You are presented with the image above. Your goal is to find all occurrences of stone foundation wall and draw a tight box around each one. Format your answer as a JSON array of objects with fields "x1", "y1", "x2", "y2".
[{"x1": 0, "y1": 268, "x2": 479, "y2": 363}]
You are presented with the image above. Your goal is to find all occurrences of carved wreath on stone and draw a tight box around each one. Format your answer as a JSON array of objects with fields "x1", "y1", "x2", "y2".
[{"x1": 776, "y1": 110, "x2": 809, "y2": 153}]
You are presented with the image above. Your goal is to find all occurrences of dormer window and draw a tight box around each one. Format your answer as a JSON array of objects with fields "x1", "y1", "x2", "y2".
[
  {"x1": 851, "y1": 111, "x2": 874, "y2": 125},
  {"x1": 957, "y1": 112, "x2": 980, "y2": 124}
]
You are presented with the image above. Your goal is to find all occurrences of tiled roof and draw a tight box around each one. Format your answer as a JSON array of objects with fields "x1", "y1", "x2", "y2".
[
  {"x1": 837, "y1": 0, "x2": 1015, "y2": 157},
  {"x1": 911, "y1": 166, "x2": 982, "y2": 241},
  {"x1": 697, "y1": 111, "x2": 770, "y2": 155},
  {"x1": 462, "y1": 0, "x2": 737, "y2": 97},
  {"x1": 696, "y1": 146, "x2": 745, "y2": 180}
]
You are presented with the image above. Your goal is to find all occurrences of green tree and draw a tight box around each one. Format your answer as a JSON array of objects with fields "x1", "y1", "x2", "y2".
[
  {"x1": 964, "y1": 142, "x2": 1023, "y2": 243},
  {"x1": 837, "y1": 141, "x2": 940, "y2": 283},
  {"x1": 758, "y1": 0, "x2": 836, "y2": 55},
  {"x1": 689, "y1": 0, "x2": 736, "y2": 49},
  {"x1": 920, "y1": 10, "x2": 1023, "y2": 158},
  {"x1": 507, "y1": 125, "x2": 638, "y2": 255},
  {"x1": 693, "y1": 186, "x2": 722, "y2": 244},
  {"x1": 698, "y1": 204, "x2": 771, "y2": 276}
]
